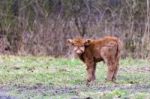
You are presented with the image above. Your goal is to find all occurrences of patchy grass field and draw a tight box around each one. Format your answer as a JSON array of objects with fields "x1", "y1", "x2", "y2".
[{"x1": 0, "y1": 55, "x2": 150, "y2": 99}]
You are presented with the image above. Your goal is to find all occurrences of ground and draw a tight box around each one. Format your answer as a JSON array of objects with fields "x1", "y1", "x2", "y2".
[{"x1": 0, "y1": 56, "x2": 150, "y2": 99}]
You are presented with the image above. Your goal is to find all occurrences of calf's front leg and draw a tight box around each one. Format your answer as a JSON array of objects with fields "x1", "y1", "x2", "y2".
[{"x1": 86, "y1": 62, "x2": 96, "y2": 85}]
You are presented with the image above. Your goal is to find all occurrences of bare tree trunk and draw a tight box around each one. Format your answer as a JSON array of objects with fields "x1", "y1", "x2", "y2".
[
  {"x1": 146, "y1": 0, "x2": 150, "y2": 58},
  {"x1": 147, "y1": 0, "x2": 149, "y2": 35}
]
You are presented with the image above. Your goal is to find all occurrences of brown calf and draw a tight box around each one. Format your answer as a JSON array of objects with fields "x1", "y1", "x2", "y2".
[{"x1": 68, "y1": 36, "x2": 122, "y2": 85}]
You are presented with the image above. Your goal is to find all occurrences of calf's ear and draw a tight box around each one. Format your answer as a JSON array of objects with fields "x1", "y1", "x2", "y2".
[
  {"x1": 84, "y1": 39, "x2": 91, "y2": 46},
  {"x1": 67, "y1": 39, "x2": 74, "y2": 45}
]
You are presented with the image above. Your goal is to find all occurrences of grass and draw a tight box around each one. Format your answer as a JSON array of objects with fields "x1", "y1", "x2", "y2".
[{"x1": 0, "y1": 55, "x2": 150, "y2": 99}]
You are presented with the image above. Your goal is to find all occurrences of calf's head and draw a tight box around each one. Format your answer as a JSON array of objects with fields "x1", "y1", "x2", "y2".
[{"x1": 67, "y1": 38, "x2": 91, "y2": 55}]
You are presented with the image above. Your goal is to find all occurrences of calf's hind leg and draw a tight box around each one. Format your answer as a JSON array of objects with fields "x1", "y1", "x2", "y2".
[
  {"x1": 106, "y1": 61, "x2": 116, "y2": 81},
  {"x1": 112, "y1": 59, "x2": 119, "y2": 81}
]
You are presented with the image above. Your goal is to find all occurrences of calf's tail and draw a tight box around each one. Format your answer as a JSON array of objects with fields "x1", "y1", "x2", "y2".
[{"x1": 116, "y1": 39, "x2": 123, "y2": 59}]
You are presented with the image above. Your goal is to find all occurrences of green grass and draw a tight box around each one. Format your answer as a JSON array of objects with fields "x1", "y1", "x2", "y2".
[{"x1": 0, "y1": 55, "x2": 150, "y2": 99}]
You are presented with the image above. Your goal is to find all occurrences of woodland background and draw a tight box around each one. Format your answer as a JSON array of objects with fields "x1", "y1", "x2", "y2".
[{"x1": 0, "y1": 0, "x2": 149, "y2": 58}]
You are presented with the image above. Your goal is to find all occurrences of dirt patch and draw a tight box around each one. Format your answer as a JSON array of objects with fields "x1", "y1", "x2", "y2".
[
  {"x1": 0, "y1": 87, "x2": 17, "y2": 99},
  {"x1": 6, "y1": 83, "x2": 150, "y2": 96},
  {"x1": 120, "y1": 66, "x2": 150, "y2": 73},
  {"x1": 0, "y1": 82, "x2": 150, "y2": 98}
]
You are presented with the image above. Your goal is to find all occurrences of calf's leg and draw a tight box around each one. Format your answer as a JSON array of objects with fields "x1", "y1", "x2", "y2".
[
  {"x1": 86, "y1": 62, "x2": 96, "y2": 85},
  {"x1": 112, "y1": 60, "x2": 119, "y2": 81},
  {"x1": 107, "y1": 64, "x2": 115, "y2": 81},
  {"x1": 104, "y1": 57, "x2": 116, "y2": 81}
]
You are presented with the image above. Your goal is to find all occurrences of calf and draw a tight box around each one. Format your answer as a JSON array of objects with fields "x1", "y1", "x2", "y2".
[{"x1": 68, "y1": 36, "x2": 122, "y2": 85}]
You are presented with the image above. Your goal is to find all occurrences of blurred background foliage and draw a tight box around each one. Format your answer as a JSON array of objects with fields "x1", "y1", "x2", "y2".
[{"x1": 0, "y1": 0, "x2": 149, "y2": 58}]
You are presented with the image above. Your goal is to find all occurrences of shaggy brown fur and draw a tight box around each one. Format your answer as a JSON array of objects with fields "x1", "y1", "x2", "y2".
[{"x1": 68, "y1": 36, "x2": 122, "y2": 85}]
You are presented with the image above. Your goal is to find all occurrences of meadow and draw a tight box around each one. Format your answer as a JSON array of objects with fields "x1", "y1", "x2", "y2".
[{"x1": 0, "y1": 55, "x2": 150, "y2": 99}]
